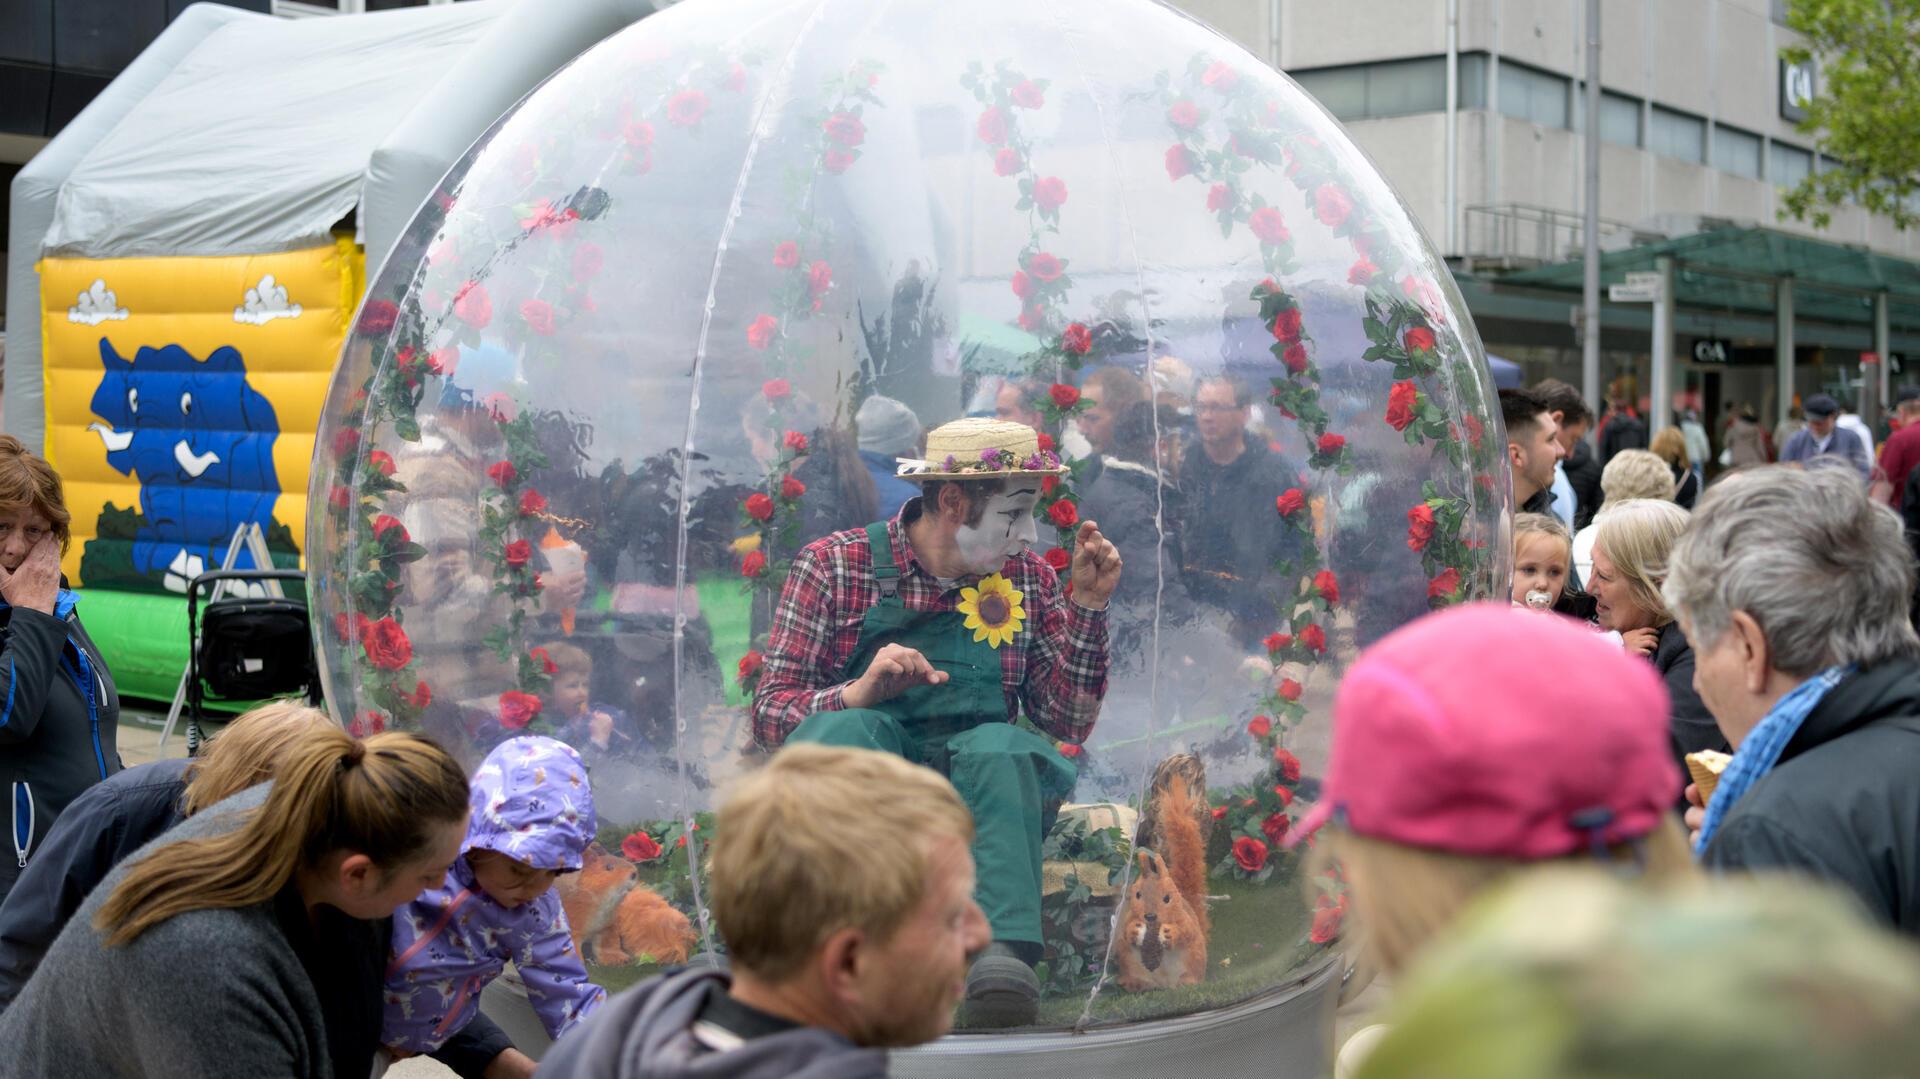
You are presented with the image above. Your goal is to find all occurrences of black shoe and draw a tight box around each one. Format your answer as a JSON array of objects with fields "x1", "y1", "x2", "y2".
[{"x1": 962, "y1": 942, "x2": 1039, "y2": 1028}]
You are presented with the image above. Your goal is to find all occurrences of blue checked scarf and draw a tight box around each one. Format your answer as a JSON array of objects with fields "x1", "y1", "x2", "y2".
[{"x1": 1696, "y1": 664, "x2": 1852, "y2": 852}]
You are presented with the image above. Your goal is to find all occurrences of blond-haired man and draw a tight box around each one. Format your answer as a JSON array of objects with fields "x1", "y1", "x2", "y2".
[{"x1": 537, "y1": 745, "x2": 990, "y2": 1077}]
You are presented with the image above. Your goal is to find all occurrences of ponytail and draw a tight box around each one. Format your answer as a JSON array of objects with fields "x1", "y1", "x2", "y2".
[{"x1": 96, "y1": 726, "x2": 468, "y2": 947}]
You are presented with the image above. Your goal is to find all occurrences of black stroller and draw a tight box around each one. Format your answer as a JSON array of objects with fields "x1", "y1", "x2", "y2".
[{"x1": 178, "y1": 568, "x2": 322, "y2": 754}]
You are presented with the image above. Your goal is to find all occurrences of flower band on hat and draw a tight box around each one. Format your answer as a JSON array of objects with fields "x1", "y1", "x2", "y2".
[
  {"x1": 895, "y1": 446, "x2": 1066, "y2": 479},
  {"x1": 895, "y1": 416, "x2": 1069, "y2": 482}
]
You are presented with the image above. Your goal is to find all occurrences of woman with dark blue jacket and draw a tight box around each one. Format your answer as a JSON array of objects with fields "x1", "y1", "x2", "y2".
[{"x1": 0, "y1": 435, "x2": 119, "y2": 908}]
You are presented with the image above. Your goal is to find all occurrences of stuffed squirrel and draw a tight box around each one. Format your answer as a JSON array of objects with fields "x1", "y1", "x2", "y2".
[
  {"x1": 555, "y1": 844, "x2": 697, "y2": 967},
  {"x1": 1116, "y1": 764, "x2": 1210, "y2": 991}
]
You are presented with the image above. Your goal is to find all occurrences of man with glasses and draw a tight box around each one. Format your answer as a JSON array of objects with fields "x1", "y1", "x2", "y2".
[{"x1": 1178, "y1": 376, "x2": 1300, "y2": 648}]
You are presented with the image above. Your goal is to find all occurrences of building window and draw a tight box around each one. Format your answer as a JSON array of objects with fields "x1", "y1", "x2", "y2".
[
  {"x1": 1649, "y1": 106, "x2": 1705, "y2": 163},
  {"x1": 1772, "y1": 141, "x2": 1813, "y2": 189},
  {"x1": 1457, "y1": 54, "x2": 1488, "y2": 109},
  {"x1": 1497, "y1": 61, "x2": 1570, "y2": 128},
  {"x1": 1572, "y1": 88, "x2": 1644, "y2": 147},
  {"x1": 1293, "y1": 57, "x2": 1452, "y2": 122},
  {"x1": 1713, "y1": 124, "x2": 1764, "y2": 179}
]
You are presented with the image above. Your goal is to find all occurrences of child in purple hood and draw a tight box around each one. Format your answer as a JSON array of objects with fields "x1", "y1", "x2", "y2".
[{"x1": 382, "y1": 736, "x2": 606, "y2": 1057}]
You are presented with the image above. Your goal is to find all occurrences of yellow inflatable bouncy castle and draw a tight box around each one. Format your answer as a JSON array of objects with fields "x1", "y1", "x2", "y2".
[{"x1": 38, "y1": 239, "x2": 362, "y2": 699}]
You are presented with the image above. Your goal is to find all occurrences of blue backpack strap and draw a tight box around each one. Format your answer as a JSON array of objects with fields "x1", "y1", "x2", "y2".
[{"x1": 865, "y1": 522, "x2": 901, "y2": 600}]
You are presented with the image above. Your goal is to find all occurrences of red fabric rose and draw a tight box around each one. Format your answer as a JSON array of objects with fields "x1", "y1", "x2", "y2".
[
  {"x1": 1049, "y1": 383, "x2": 1080, "y2": 408},
  {"x1": 1464, "y1": 414, "x2": 1485, "y2": 448},
  {"x1": 504, "y1": 539, "x2": 533, "y2": 568},
  {"x1": 1315, "y1": 570, "x2": 1339, "y2": 604},
  {"x1": 823, "y1": 111, "x2": 865, "y2": 147},
  {"x1": 1282, "y1": 342, "x2": 1309, "y2": 374},
  {"x1": 484, "y1": 392, "x2": 517, "y2": 423},
  {"x1": 772, "y1": 241, "x2": 800, "y2": 269},
  {"x1": 737, "y1": 650, "x2": 764, "y2": 685},
  {"x1": 1261, "y1": 812, "x2": 1290, "y2": 846},
  {"x1": 808, "y1": 261, "x2": 832, "y2": 297},
  {"x1": 1249, "y1": 206, "x2": 1290, "y2": 245},
  {"x1": 1011, "y1": 79, "x2": 1046, "y2": 108},
  {"x1": 745, "y1": 492, "x2": 775, "y2": 521},
  {"x1": 1271, "y1": 306, "x2": 1303, "y2": 342},
  {"x1": 1278, "y1": 678, "x2": 1303, "y2": 702},
  {"x1": 356, "y1": 299, "x2": 398, "y2": 336},
  {"x1": 1202, "y1": 61, "x2": 1239, "y2": 91},
  {"x1": 1273, "y1": 747, "x2": 1302, "y2": 783},
  {"x1": 1047, "y1": 499, "x2": 1079, "y2": 528},
  {"x1": 1010, "y1": 271, "x2": 1032, "y2": 299},
  {"x1": 519, "y1": 489, "x2": 548, "y2": 516},
  {"x1": 1264, "y1": 632, "x2": 1291, "y2": 653},
  {"x1": 1313, "y1": 183, "x2": 1354, "y2": 228},
  {"x1": 741, "y1": 550, "x2": 768, "y2": 578},
  {"x1": 1348, "y1": 257, "x2": 1377, "y2": 285},
  {"x1": 1211, "y1": 806, "x2": 1229, "y2": 820},
  {"x1": 1061, "y1": 323, "x2": 1091, "y2": 355},
  {"x1": 1404, "y1": 326, "x2": 1436, "y2": 353},
  {"x1": 823, "y1": 147, "x2": 855, "y2": 173},
  {"x1": 1300, "y1": 624, "x2": 1327, "y2": 653},
  {"x1": 361, "y1": 617, "x2": 413, "y2": 671},
  {"x1": 366, "y1": 450, "x2": 396, "y2": 479},
  {"x1": 427, "y1": 348, "x2": 459, "y2": 376},
  {"x1": 334, "y1": 611, "x2": 369, "y2": 643},
  {"x1": 487, "y1": 460, "x2": 517, "y2": 488},
  {"x1": 1275, "y1": 488, "x2": 1306, "y2": 517},
  {"x1": 1274, "y1": 785, "x2": 1295, "y2": 807},
  {"x1": 1044, "y1": 546, "x2": 1071, "y2": 572},
  {"x1": 1247, "y1": 715, "x2": 1272, "y2": 738},
  {"x1": 399, "y1": 681, "x2": 431, "y2": 710},
  {"x1": 1164, "y1": 144, "x2": 1196, "y2": 181},
  {"x1": 332, "y1": 428, "x2": 360, "y2": 459},
  {"x1": 531, "y1": 646, "x2": 559, "y2": 675},
  {"x1": 763, "y1": 378, "x2": 791, "y2": 400},
  {"x1": 994, "y1": 148, "x2": 1024, "y2": 176},
  {"x1": 454, "y1": 280, "x2": 492, "y2": 328},
  {"x1": 1407, "y1": 503, "x2": 1436, "y2": 551},
  {"x1": 668, "y1": 90, "x2": 708, "y2": 127},
  {"x1": 1429, "y1": 567, "x2": 1462, "y2": 600},
  {"x1": 520, "y1": 299, "x2": 556, "y2": 336},
  {"x1": 1310, "y1": 902, "x2": 1345, "y2": 944},
  {"x1": 747, "y1": 314, "x2": 779, "y2": 350},
  {"x1": 1042, "y1": 474, "x2": 1058, "y2": 495},
  {"x1": 976, "y1": 106, "x2": 1008, "y2": 145},
  {"x1": 783, "y1": 430, "x2": 809, "y2": 453},
  {"x1": 1232, "y1": 836, "x2": 1269, "y2": 873},
  {"x1": 1317, "y1": 432, "x2": 1346, "y2": 455},
  {"x1": 499, "y1": 691, "x2": 543, "y2": 730},
  {"x1": 621, "y1": 830, "x2": 664, "y2": 862},
  {"x1": 1206, "y1": 183, "x2": 1232, "y2": 212},
  {"x1": 1386, "y1": 380, "x2": 1418, "y2": 432},
  {"x1": 1036, "y1": 432, "x2": 1056, "y2": 452},
  {"x1": 1033, "y1": 176, "x2": 1068, "y2": 213},
  {"x1": 623, "y1": 120, "x2": 654, "y2": 147},
  {"x1": 348, "y1": 711, "x2": 386, "y2": 738},
  {"x1": 1027, "y1": 253, "x2": 1063, "y2": 281},
  {"x1": 567, "y1": 243, "x2": 604, "y2": 281},
  {"x1": 1057, "y1": 742, "x2": 1082, "y2": 759},
  {"x1": 1167, "y1": 99, "x2": 1201, "y2": 129},
  {"x1": 328, "y1": 484, "x2": 352, "y2": 512},
  {"x1": 781, "y1": 474, "x2": 806, "y2": 499},
  {"x1": 371, "y1": 514, "x2": 408, "y2": 543}
]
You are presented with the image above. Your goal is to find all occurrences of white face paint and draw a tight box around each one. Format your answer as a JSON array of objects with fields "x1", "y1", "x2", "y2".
[{"x1": 954, "y1": 487, "x2": 1040, "y2": 575}]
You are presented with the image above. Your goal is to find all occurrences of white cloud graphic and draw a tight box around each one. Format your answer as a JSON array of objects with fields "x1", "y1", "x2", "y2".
[
  {"x1": 68, "y1": 279, "x2": 129, "y2": 325},
  {"x1": 233, "y1": 274, "x2": 303, "y2": 325}
]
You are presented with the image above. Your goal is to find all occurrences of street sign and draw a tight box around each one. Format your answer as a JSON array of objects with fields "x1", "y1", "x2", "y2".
[{"x1": 1609, "y1": 271, "x2": 1664, "y2": 303}]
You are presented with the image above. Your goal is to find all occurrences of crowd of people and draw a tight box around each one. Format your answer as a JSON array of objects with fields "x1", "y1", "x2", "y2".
[{"x1": 1, "y1": 364, "x2": 1919, "y2": 1078}]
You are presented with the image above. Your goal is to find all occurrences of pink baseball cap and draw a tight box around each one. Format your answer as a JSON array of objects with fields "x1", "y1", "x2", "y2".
[{"x1": 1290, "y1": 603, "x2": 1680, "y2": 859}]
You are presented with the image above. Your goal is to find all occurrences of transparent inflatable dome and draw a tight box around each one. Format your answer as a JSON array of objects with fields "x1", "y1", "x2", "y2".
[{"x1": 309, "y1": 0, "x2": 1505, "y2": 1040}]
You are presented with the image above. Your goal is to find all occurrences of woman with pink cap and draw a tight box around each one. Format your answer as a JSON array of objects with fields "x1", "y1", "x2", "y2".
[{"x1": 1295, "y1": 603, "x2": 1698, "y2": 975}]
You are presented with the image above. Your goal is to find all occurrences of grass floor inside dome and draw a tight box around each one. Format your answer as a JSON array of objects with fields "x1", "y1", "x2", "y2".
[{"x1": 581, "y1": 868, "x2": 1333, "y2": 1030}]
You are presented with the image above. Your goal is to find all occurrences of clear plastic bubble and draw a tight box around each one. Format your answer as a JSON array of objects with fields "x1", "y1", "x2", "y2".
[{"x1": 308, "y1": 0, "x2": 1507, "y2": 1040}]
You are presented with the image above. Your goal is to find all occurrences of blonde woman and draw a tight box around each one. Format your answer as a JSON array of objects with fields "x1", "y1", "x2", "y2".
[
  {"x1": 1291, "y1": 606, "x2": 1696, "y2": 1077},
  {"x1": 1648, "y1": 427, "x2": 1698, "y2": 509},
  {"x1": 1571, "y1": 450, "x2": 1675, "y2": 584},
  {"x1": 0, "y1": 700, "x2": 330, "y2": 1008},
  {"x1": 1588, "y1": 499, "x2": 1725, "y2": 780},
  {"x1": 0, "y1": 726, "x2": 495, "y2": 1079}
]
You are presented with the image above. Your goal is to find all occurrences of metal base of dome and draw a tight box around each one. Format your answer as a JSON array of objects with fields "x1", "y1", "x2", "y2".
[{"x1": 890, "y1": 958, "x2": 1340, "y2": 1078}]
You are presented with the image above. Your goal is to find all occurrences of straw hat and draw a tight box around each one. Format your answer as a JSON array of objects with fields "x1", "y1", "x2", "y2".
[{"x1": 896, "y1": 417, "x2": 1068, "y2": 482}]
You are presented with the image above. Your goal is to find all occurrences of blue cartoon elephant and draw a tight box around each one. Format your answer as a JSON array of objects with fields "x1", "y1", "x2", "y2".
[{"x1": 86, "y1": 340, "x2": 281, "y2": 592}]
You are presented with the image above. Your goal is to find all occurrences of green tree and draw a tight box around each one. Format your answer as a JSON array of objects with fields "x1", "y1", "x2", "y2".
[{"x1": 1780, "y1": 0, "x2": 1920, "y2": 230}]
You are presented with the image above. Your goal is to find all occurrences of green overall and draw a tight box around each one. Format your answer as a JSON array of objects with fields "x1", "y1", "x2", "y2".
[{"x1": 786, "y1": 523, "x2": 1077, "y2": 946}]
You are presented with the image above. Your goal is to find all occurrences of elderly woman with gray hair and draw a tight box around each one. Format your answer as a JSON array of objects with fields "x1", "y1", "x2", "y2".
[
  {"x1": 1586, "y1": 499, "x2": 1724, "y2": 785},
  {"x1": 1663, "y1": 466, "x2": 1920, "y2": 932}
]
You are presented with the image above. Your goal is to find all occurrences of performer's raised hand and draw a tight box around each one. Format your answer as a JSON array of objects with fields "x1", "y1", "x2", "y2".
[
  {"x1": 843, "y1": 642, "x2": 948, "y2": 710},
  {"x1": 1070, "y1": 519, "x2": 1122, "y2": 609}
]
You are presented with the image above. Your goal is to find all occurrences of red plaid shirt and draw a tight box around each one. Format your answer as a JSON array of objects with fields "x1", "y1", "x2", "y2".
[{"x1": 752, "y1": 502, "x2": 1110, "y2": 748}]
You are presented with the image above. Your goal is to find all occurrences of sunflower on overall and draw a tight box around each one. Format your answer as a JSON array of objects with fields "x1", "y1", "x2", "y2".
[{"x1": 959, "y1": 573, "x2": 1026, "y2": 647}]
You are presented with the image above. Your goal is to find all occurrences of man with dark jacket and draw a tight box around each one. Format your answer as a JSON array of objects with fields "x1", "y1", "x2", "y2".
[
  {"x1": 1597, "y1": 379, "x2": 1649, "y2": 466},
  {"x1": 539, "y1": 745, "x2": 989, "y2": 1078},
  {"x1": 1179, "y1": 376, "x2": 1302, "y2": 648},
  {"x1": 1779, "y1": 394, "x2": 1871, "y2": 480},
  {"x1": 1665, "y1": 465, "x2": 1920, "y2": 932}
]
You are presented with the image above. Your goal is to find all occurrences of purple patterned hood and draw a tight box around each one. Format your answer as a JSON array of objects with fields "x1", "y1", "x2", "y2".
[{"x1": 465, "y1": 736, "x2": 596, "y2": 871}]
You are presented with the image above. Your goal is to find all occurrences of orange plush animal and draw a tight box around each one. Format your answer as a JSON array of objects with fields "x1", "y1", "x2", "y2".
[
  {"x1": 555, "y1": 844, "x2": 697, "y2": 967},
  {"x1": 1116, "y1": 772, "x2": 1209, "y2": 991}
]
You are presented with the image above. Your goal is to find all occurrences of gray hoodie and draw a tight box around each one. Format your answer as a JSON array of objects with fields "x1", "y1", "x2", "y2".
[{"x1": 535, "y1": 967, "x2": 887, "y2": 1079}]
